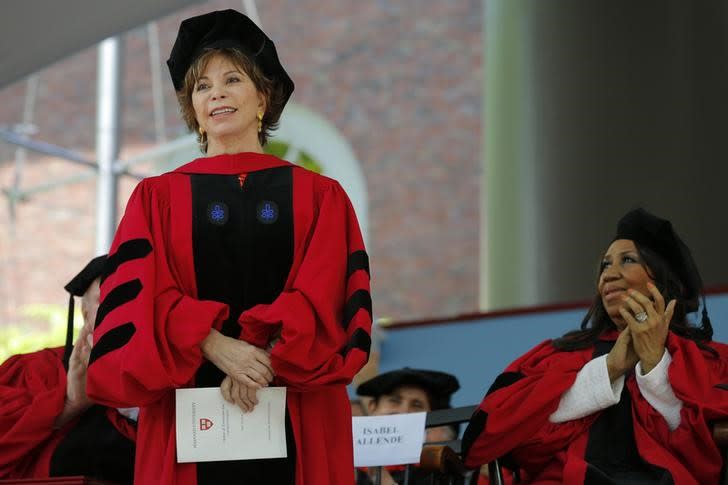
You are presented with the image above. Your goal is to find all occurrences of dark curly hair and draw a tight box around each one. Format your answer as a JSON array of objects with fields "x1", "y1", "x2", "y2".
[
  {"x1": 553, "y1": 241, "x2": 714, "y2": 353},
  {"x1": 176, "y1": 47, "x2": 288, "y2": 151}
]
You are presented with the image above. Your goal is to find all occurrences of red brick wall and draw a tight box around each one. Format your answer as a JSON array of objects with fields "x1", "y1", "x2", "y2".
[{"x1": 0, "y1": 0, "x2": 482, "y2": 328}]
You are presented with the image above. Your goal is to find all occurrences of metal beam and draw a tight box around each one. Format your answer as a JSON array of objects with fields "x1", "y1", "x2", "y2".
[
  {"x1": 95, "y1": 37, "x2": 123, "y2": 255},
  {"x1": 0, "y1": 128, "x2": 97, "y2": 169}
]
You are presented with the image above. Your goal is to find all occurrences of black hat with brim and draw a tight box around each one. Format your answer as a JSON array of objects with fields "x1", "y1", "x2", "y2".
[
  {"x1": 615, "y1": 208, "x2": 703, "y2": 312},
  {"x1": 63, "y1": 255, "x2": 106, "y2": 369},
  {"x1": 166, "y1": 9, "x2": 294, "y2": 106},
  {"x1": 357, "y1": 368, "x2": 460, "y2": 410}
]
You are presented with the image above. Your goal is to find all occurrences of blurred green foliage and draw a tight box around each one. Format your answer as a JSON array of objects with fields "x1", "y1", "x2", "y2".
[
  {"x1": 264, "y1": 140, "x2": 288, "y2": 159},
  {"x1": 0, "y1": 304, "x2": 80, "y2": 364},
  {"x1": 265, "y1": 141, "x2": 323, "y2": 174}
]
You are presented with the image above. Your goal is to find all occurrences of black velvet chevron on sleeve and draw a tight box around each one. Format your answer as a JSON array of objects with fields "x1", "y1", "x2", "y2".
[
  {"x1": 461, "y1": 372, "x2": 525, "y2": 467},
  {"x1": 342, "y1": 328, "x2": 371, "y2": 356},
  {"x1": 100, "y1": 238, "x2": 152, "y2": 285},
  {"x1": 461, "y1": 408, "x2": 488, "y2": 463},
  {"x1": 343, "y1": 290, "x2": 372, "y2": 330},
  {"x1": 94, "y1": 279, "x2": 142, "y2": 329},
  {"x1": 346, "y1": 250, "x2": 370, "y2": 279},
  {"x1": 486, "y1": 371, "x2": 525, "y2": 396},
  {"x1": 88, "y1": 323, "x2": 136, "y2": 366}
]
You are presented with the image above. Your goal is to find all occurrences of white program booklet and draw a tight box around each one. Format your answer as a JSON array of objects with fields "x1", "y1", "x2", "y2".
[{"x1": 175, "y1": 386, "x2": 287, "y2": 463}]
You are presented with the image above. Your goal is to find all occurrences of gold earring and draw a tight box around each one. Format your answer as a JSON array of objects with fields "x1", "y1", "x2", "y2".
[
  {"x1": 197, "y1": 126, "x2": 207, "y2": 150},
  {"x1": 257, "y1": 111, "x2": 264, "y2": 133}
]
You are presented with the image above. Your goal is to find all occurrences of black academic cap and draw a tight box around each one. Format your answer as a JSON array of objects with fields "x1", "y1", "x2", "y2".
[
  {"x1": 357, "y1": 368, "x2": 460, "y2": 411},
  {"x1": 62, "y1": 255, "x2": 106, "y2": 369},
  {"x1": 615, "y1": 208, "x2": 703, "y2": 312},
  {"x1": 166, "y1": 9, "x2": 294, "y2": 104},
  {"x1": 64, "y1": 255, "x2": 106, "y2": 296}
]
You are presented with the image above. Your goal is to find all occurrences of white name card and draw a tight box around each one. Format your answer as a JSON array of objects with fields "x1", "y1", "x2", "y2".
[
  {"x1": 175, "y1": 386, "x2": 287, "y2": 463},
  {"x1": 352, "y1": 412, "x2": 427, "y2": 467}
]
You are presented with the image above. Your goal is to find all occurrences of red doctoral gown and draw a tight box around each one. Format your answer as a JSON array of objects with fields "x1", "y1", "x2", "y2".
[
  {"x1": 86, "y1": 153, "x2": 372, "y2": 484},
  {"x1": 0, "y1": 347, "x2": 136, "y2": 481},
  {"x1": 462, "y1": 331, "x2": 728, "y2": 484}
]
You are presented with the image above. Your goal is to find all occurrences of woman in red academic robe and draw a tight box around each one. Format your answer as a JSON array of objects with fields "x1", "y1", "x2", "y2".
[
  {"x1": 86, "y1": 9, "x2": 371, "y2": 485},
  {"x1": 463, "y1": 208, "x2": 728, "y2": 484}
]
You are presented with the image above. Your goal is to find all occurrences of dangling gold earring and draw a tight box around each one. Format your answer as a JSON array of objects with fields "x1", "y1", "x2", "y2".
[
  {"x1": 257, "y1": 111, "x2": 264, "y2": 133},
  {"x1": 198, "y1": 126, "x2": 207, "y2": 149}
]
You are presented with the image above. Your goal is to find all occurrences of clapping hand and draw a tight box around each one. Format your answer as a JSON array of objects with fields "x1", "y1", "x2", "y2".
[
  {"x1": 606, "y1": 325, "x2": 639, "y2": 382},
  {"x1": 620, "y1": 282, "x2": 675, "y2": 374},
  {"x1": 55, "y1": 324, "x2": 94, "y2": 427}
]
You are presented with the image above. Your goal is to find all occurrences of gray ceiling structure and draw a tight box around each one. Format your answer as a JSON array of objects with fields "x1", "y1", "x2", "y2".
[{"x1": 0, "y1": 0, "x2": 204, "y2": 89}]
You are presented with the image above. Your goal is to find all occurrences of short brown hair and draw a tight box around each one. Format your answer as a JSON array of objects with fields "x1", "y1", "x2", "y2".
[{"x1": 176, "y1": 47, "x2": 287, "y2": 151}]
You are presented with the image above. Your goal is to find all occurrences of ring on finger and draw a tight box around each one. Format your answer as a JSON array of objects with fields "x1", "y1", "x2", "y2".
[{"x1": 634, "y1": 311, "x2": 648, "y2": 323}]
